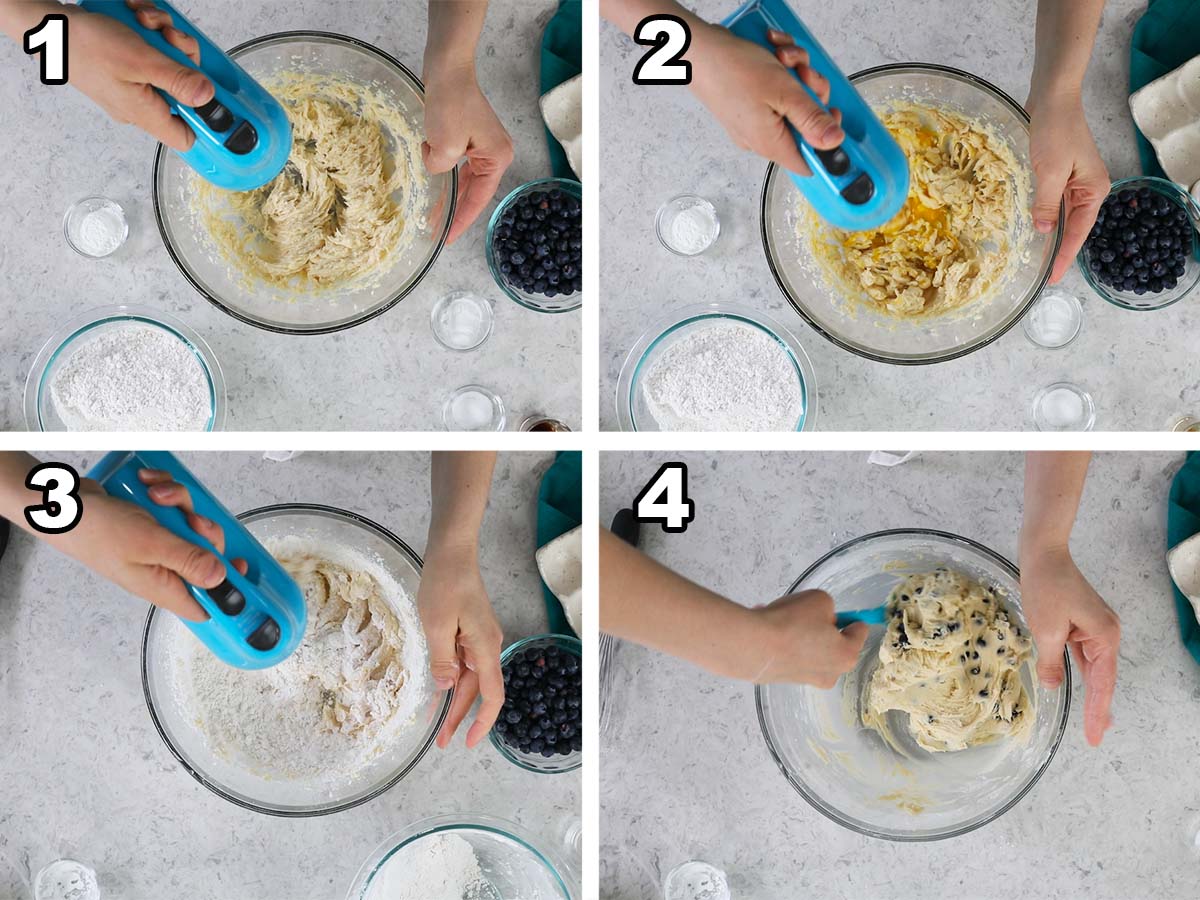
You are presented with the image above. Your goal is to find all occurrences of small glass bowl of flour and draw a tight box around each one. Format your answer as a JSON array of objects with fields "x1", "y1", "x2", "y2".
[
  {"x1": 656, "y1": 195, "x2": 720, "y2": 256},
  {"x1": 24, "y1": 305, "x2": 225, "y2": 432},
  {"x1": 347, "y1": 815, "x2": 574, "y2": 900},
  {"x1": 63, "y1": 197, "x2": 128, "y2": 259}
]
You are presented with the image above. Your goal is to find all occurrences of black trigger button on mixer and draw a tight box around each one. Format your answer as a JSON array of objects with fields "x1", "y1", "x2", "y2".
[
  {"x1": 224, "y1": 120, "x2": 259, "y2": 155},
  {"x1": 841, "y1": 172, "x2": 876, "y2": 206},
  {"x1": 208, "y1": 580, "x2": 246, "y2": 616},
  {"x1": 814, "y1": 146, "x2": 851, "y2": 176},
  {"x1": 247, "y1": 618, "x2": 282, "y2": 652},
  {"x1": 194, "y1": 98, "x2": 233, "y2": 133}
]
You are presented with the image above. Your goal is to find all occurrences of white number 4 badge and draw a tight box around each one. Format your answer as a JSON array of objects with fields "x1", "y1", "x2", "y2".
[{"x1": 634, "y1": 462, "x2": 695, "y2": 533}]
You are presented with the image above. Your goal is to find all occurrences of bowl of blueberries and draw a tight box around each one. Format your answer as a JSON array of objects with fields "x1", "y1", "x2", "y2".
[
  {"x1": 486, "y1": 178, "x2": 583, "y2": 313},
  {"x1": 491, "y1": 634, "x2": 582, "y2": 773},
  {"x1": 1079, "y1": 176, "x2": 1200, "y2": 311}
]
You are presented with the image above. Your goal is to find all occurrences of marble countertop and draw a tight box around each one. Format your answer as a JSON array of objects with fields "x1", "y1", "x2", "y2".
[
  {"x1": 0, "y1": 451, "x2": 580, "y2": 899},
  {"x1": 600, "y1": 451, "x2": 1200, "y2": 899},
  {"x1": 599, "y1": 0, "x2": 1198, "y2": 431},
  {"x1": 0, "y1": 0, "x2": 580, "y2": 432}
]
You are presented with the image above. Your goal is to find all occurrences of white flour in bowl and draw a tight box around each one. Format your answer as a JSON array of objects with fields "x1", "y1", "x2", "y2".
[
  {"x1": 48, "y1": 324, "x2": 212, "y2": 431},
  {"x1": 640, "y1": 320, "x2": 805, "y2": 431},
  {"x1": 365, "y1": 833, "x2": 490, "y2": 900},
  {"x1": 167, "y1": 536, "x2": 429, "y2": 790}
]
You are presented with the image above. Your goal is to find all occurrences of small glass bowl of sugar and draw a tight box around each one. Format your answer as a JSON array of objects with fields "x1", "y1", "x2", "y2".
[
  {"x1": 64, "y1": 197, "x2": 128, "y2": 259},
  {"x1": 656, "y1": 195, "x2": 720, "y2": 256}
]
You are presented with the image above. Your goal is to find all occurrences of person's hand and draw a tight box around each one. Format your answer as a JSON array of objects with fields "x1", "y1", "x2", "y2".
[
  {"x1": 1027, "y1": 90, "x2": 1110, "y2": 283},
  {"x1": 56, "y1": 0, "x2": 214, "y2": 151},
  {"x1": 43, "y1": 468, "x2": 245, "y2": 621},
  {"x1": 417, "y1": 540, "x2": 504, "y2": 748},
  {"x1": 1020, "y1": 544, "x2": 1119, "y2": 746},
  {"x1": 687, "y1": 23, "x2": 844, "y2": 175},
  {"x1": 729, "y1": 590, "x2": 868, "y2": 686},
  {"x1": 422, "y1": 62, "x2": 514, "y2": 245}
]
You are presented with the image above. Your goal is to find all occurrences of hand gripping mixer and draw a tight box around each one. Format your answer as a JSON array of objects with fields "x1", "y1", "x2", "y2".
[
  {"x1": 88, "y1": 451, "x2": 306, "y2": 669},
  {"x1": 77, "y1": 1, "x2": 292, "y2": 191},
  {"x1": 723, "y1": 0, "x2": 909, "y2": 231}
]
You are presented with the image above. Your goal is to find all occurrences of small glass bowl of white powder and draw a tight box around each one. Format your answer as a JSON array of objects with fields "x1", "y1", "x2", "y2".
[
  {"x1": 63, "y1": 197, "x2": 128, "y2": 259},
  {"x1": 655, "y1": 195, "x2": 720, "y2": 256},
  {"x1": 616, "y1": 302, "x2": 818, "y2": 431},
  {"x1": 24, "y1": 305, "x2": 225, "y2": 432},
  {"x1": 346, "y1": 814, "x2": 575, "y2": 900}
]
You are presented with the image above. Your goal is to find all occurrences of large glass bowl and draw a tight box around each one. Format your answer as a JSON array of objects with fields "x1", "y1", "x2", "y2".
[
  {"x1": 486, "y1": 178, "x2": 582, "y2": 313},
  {"x1": 23, "y1": 304, "x2": 225, "y2": 432},
  {"x1": 142, "y1": 504, "x2": 450, "y2": 816},
  {"x1": 489, "y1": 635, "x2": 582, "y2": 774},
  {"x1": 1078, "y1": 175, "x2": 1200, "y2": 311},
  {"x1": 757, "y1": 529, "x2": 1070, "y2": 841},
  {"x1": 761, "y1": 64, "x2": 1063, "y2": 365},
  {"x1": 346, "y1": 814, "x2": 575, "y2": 900},
  {"x1": 153, "y1": 32, "x2": 455, "y2": 334},
  {"x1": 615, "y1": 302, "x2": 818, "y2": 431}
]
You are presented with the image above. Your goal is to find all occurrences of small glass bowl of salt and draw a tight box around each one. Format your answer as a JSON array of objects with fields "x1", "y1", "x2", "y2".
[
  {"x1": 63, "y1": 197, "x2": 128, "y2": 259},
  {"x1": 443, "y1": 385, "x2": 506, "y2": 431},
  {"x1": 1033, "y1": 381, "x2": 1096, "y2": 431},
  {"x1": 656, "y1": 195, "x2": 720, "y2": 256}
]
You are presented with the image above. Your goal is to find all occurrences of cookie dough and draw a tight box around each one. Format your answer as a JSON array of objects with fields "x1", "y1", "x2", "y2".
[
  {"x1": 809, "y1": 104, "x2": 1023, "y2": 318},
  {"x1": 197, "y1": 73, "x2": 424, "y2": 291},
  {"x1": 275, "y1": 547, "x2": 415, "y2": 737},
  {"x1": 862, "y1": 568, "x2": 1033, "y2": 753}
]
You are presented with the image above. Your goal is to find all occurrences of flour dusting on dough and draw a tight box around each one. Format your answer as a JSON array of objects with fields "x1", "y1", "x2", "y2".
[
  {"x1": 807, "y1": 103, "x2": 1026, "y2": 319},
  {"x1": 862, "y1": 568, "x2": 1033, "y2": 754}
]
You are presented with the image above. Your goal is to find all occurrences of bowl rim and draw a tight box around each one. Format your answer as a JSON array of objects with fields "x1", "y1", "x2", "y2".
[
  {"x1": 1076, "y1": 175, "x2": 1200, "y2": 312},
  {"x1": 344, "y1": 812, "x2": 576, "y2": 900},
  {"x1": 614, "y1": 301, "x2": 818, "y2": 432},
  {"x1": 485, "y1": 176, "x2": 583, "y2": 313},
  {"x1": 151, "y1": 30, "x2": 458, "y2": 336},
  {"x1": 22, "y1": 303, "x2": 226, "y2": 432},
  {"x1": 140, "y1": 502, "x2": 451, "y2": 818},
  {"x1": 488, "y1": 633, "x2": 583, "y2": 774},
  {"x1": 755, "y1": 527, "x2": 1072, "y2": 842},
  {"x1": 759, "y1": 61, "x2": 1065, "y2": 366}
]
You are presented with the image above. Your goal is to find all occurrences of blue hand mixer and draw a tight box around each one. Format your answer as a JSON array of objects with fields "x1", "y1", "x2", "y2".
[
  {"x1": 87, "y1": 451, "x2": 306, "y2": 669},
  {"x1": 78, "y1": 0, "x2": 292, "y2": 191},
  {"x1": 722, "y1": 0, "x2": 910, "y2": 231}
]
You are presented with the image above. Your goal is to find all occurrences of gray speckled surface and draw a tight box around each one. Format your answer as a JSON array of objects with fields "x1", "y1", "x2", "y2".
[
  {"x1": 0, "y1": 451, "x2": 580, "y2": 899},
  {"x1": 600, "y1": 451, "x2": 1200, "y2": 899},
  {"x1": 599, "y1": 0, "x2": 1198, "y2": 431},
  {"x1": 0, "y1": 0, "x2": 580, "y2": 432}
]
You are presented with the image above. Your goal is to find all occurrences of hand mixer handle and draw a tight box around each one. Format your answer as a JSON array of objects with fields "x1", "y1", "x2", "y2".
[
  {"x1": 87, "y1": 451, "x2": 306, "y2": 669},
  {"x1": 721, "y1": 0, "x2": 909, "y2": 231},
  {"x1": 76, "y1": 1, "x2": 292, "y2": 191}
]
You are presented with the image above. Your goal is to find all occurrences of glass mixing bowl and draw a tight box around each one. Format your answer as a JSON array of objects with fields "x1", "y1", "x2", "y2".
[
  {"x1": 489, "y1": 635, "x2": 583, "y2": 774},
  {"x1": 153, "y1": 32, "x2": 455, "y2": 334},
  {"x1": 757, "y1": 529, "x2": 1070, "y2": 841},
  {"x1": 760, "y1": 64, "x2": 1063, "y2": 365},
  {"x1": 23, "y1": 304, "x2": 225, "y2": 432},
  {"x1": 346, "y1": 814, "x2": 575, "y2": 900},
  {"x1": 1078, "y1": 176, "x2": 1200, "y2": 311},
  {"x1": 142, "y1": 504, "x2": 450, "y2": 816},
  {"x1": 615, "y1": 302, "x2": 818, "y2": 431}
]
